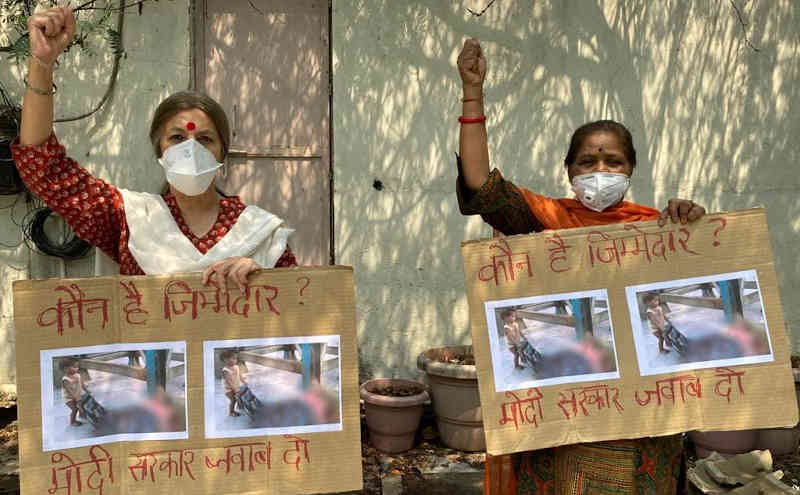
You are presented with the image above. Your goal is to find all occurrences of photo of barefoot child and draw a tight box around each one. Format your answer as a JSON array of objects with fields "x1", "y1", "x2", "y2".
[
  {"x1": 220, "y1": 349, "x2": 249, "y2": 418},
  {"x1": 501, "y1": 309, "x2": 526, "y2": 371},
  {"x1": 58, "y1": 356, "x2": 109, "y2": 429},
  {"x1": 60, "y1": 357, "x2": 91, "y2": 427},
  {"x1": 204, "y1": 336, "x2": 342, "y2": 439},
  {"x1": 485, "y1": 290, "x2": 620, "y2": 392},
  {"x1": 627, "y1": 269, "x2": 774, "y2": 376},
  {"x1": 643, "y1": 292, "x2": 683, "y2": 356},
  {"x1": 40, "y1": 342, "x2": 188, "y2": 452}
]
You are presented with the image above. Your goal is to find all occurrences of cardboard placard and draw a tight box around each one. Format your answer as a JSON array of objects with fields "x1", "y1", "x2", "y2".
[
  {"x1": 13, "y1": 266, "x2": 362, "y2": 494},
  {"x1": 461, "y1": 208, "x2": 798, "y2": 456}
]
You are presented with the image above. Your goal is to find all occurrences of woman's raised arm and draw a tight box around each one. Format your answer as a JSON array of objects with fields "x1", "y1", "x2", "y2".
[
  {"x1": 457, "y1": 38, "x2": 490, "y2": 191},
  {"x1": 20, "y1": 6, "x2": 75, "y2": 146},
  {"x1": 12, "y1": 7, "x2": 127, "y2": 262}
]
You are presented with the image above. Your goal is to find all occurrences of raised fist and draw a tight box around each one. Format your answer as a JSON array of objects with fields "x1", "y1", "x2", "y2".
[
  {"x1": 457, "y1": 38, "x2": 487, "y2": 91},
  {"x1": 27, "y1": 6, "x2": 76, "y2": 66}
]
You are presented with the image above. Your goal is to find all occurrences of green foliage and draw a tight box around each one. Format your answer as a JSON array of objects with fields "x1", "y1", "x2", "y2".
[
  {"x1": 104, "y1": 28, "x2": 124, "y2": 58},
  {"x1": 0, "y1": 0, "x2": 129, "y2": 64}
]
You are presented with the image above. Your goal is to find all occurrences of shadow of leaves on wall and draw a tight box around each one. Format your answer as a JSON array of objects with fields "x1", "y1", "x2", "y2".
[{"x1": 333, "y1": 0, "x2": 800, "y2": 379}]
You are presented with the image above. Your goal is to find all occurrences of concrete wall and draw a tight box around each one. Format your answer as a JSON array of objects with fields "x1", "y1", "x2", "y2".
[
  {"x1": 1, "y1": 0, "x2": 799, "y2": 389},
  {"x1": 332, "y1": 1, "x2": 800, "y2": 379},
  {"x1": 0, "y1": 0, "x2": 192, "y2": 390}
]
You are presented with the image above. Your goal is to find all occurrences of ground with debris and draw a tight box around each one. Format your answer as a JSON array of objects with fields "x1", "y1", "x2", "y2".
[
  {"x1": 4, "y1": 391, "x2": 800, "y2": 494},
  {"x1": 0, "y1": 392, "x2": 18, "y2": 495},
  {"x1": 686, "y1": 452, "x2": 800, "y2": 494},
  {"x1": 356, "y1": 406, "x2": 485, "y2": 495}
]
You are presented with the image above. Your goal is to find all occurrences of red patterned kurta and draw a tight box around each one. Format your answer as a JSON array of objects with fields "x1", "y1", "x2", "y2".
[{"x1": 11, "y1": 134, "x2": 297, "y2": 274}]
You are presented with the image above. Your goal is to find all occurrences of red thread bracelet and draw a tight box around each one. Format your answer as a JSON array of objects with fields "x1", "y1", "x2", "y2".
[{"x1": 458, "y1": 115, "x2": 486, "y2": 124}]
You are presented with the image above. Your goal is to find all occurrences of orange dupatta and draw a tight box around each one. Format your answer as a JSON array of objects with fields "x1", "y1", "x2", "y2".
[{"x1": 519, "y1": 190, "x2": 661, "y2": 230}]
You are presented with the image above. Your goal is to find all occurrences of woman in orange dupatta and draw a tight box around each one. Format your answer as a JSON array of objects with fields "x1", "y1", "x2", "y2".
[{"x1": 455, "y1": 38, "x2": 707, "y2": 495}]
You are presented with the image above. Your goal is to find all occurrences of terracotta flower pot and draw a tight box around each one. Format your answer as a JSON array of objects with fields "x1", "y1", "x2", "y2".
[
  {"x1": 417, "y1": 345, "x2": 486, "y2": 452},
  {"x1": 690, "y1": 430, "x2": 758, "y2": 458},
  {"x1": 360, "y1": 378, "x2": 428, "y2": 454}
]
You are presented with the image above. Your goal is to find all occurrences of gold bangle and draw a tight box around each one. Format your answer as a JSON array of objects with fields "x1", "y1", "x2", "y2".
[
  {"x1": 24, "y1": 77, "x2": 57, "y2": 96},
  {"x1": 30, "y1": 54, "x2": 55, "y2": 70}
]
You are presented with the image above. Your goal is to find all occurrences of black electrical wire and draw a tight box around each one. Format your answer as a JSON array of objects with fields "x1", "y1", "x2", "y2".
[
  {"x1": 0, "y1": 79, "x2": 25, "y2": 198},
  {"x1": 18, "y1": 199, "x2": 42, "y2": 248},
  {"x1": 12, "y1": 195, "x2": 88, "y2": 261},
  {"x1": 0, "y1": 194, "x2": 19, "y2": 211},
  {"x1": 0, "y1": 78, "x2": 28, "y2": 249},
  {"x1": 0, "y1": 83, "x2": 19, "y2": 130},
  {"x1": 26, "y1": 206, "x2": 91, "y2": 260},
  {"x1": 12, "y1": 193, "x2": 38, "y2": 229}
]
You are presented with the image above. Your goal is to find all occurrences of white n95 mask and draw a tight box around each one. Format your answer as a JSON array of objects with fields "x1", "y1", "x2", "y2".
[
  {"x1": 571, "y1": 172, "x2": 630, "y2": 212},
  {"x1": 158, "y1": 138, "x2": 223, "y2": 196}
]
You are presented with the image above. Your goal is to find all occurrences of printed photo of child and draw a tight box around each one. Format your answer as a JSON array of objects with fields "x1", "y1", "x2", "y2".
[
  {"x1": 60, "y1": 357, "x2": 91, "y2": 427},
  {"x1": 627, "y1": 270, "x2": 773, "y2": 376},
  {"x1": 204, "y1": 336, "x2": 342, "y2": 439},
  {"x1": 220, "y1": 349, "x2": 247, "y2": 417},
  {"x1": 485, "y1": 290, "x2": 620, "y2": 392},
  {"x1": 643, "y1": 292, "x2": 675, "y2": 355},
  {"x1": 501, "y1": 309, "x2": 524, "y2": 370},
  {"x1": 41, "y1": 342, "x2": 188, "y2": 452}
]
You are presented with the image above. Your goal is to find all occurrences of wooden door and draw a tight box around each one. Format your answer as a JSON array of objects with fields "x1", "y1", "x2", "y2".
[{"x1": 194, "y1": 0, "x2": 331, "y2": 265}]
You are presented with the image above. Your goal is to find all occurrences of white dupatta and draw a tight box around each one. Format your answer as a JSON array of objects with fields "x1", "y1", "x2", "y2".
[{"x1": 95, "y1": 190, "x2": 293, "y2": 276}]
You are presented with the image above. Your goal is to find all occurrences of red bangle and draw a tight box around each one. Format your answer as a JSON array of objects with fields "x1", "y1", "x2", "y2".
[{"x1": 458, "y1": 115, "x2": 486, "y2": 124}]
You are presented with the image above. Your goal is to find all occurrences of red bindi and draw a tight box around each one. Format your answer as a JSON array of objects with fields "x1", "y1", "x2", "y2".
[{"x1": 186, "y1": 122, "x2": 196, "y2": 131}]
